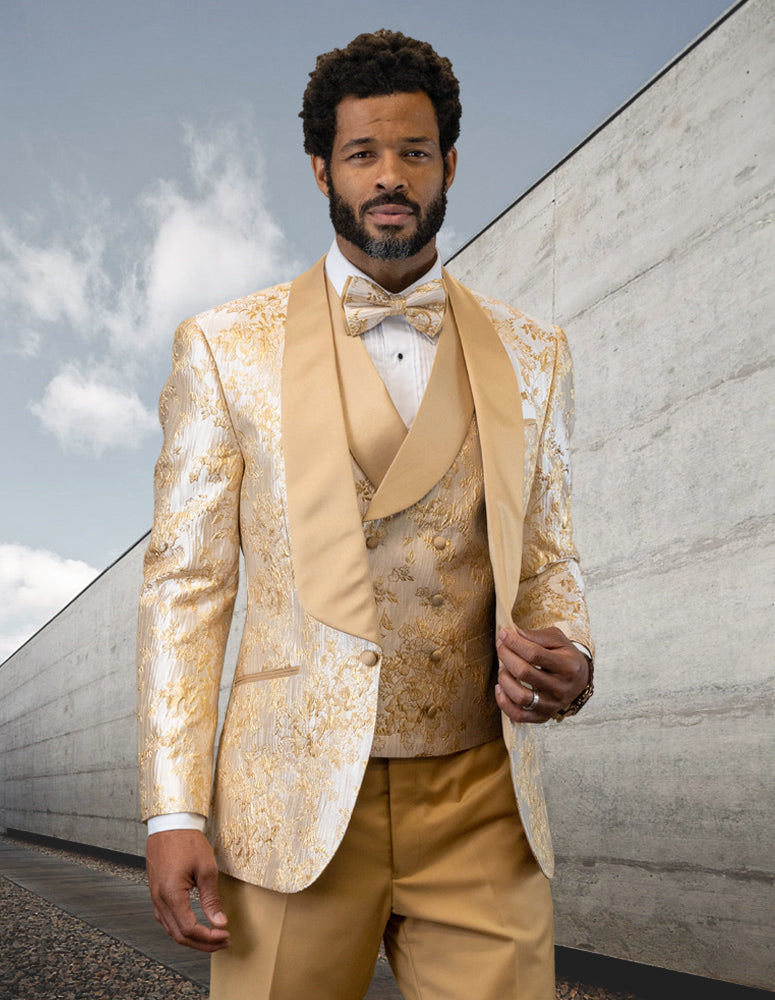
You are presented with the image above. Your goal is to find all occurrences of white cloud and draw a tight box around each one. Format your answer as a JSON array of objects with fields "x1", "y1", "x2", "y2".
[
  {"x1": 1, "y1": 120, "x2": 297, "y2": 452},
  {"x1": 29, "y1": 365, "x2": 158, "y2": 455},
  {"x1": 0, "y1": 544, "x2": 99, "y2": 662},
  {"x1": 0, "y1": 227, "x2": 104, "y2": 331},
  {"x1": 141, "y1": 123, "x2": 294, "y2": 344},
  {"x1": 15, "y1": 327, "x2": 43, "y2": 359}
]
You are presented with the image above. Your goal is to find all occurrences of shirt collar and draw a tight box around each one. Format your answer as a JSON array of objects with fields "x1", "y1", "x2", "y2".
[{"x1": 324, "y1": 239, "x2": 443, "y2": 299}]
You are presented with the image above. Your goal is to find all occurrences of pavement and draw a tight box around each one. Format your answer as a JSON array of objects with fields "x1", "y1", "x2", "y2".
[
  {"x1": 3, "y1": 837, "x2": 770, "y2": 1000},
  {"x1": 0, "y1": 838, "x2": 402, "y2": 999}
]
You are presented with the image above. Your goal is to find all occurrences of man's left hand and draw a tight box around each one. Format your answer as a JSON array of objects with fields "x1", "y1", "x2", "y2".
[{"x1": 495, "y1": 626, "x2": 589, "y2": 723}]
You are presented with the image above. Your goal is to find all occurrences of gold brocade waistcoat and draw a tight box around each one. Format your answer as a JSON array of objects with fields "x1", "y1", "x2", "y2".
[{"x1": 354, "y1": 418, "x2": 502, "y2": 757}]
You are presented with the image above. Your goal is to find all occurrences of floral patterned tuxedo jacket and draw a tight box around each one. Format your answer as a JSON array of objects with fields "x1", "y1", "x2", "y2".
[{"x1": 137, "y1": 258, "x2": 593, "y2": 891}]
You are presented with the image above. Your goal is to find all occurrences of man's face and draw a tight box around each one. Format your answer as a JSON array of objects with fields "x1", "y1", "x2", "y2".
[
  {"x1": 327, "y1": 169, "x2": 447, "y2": 261},
  {"x1": 312, "y1": 91, "x2": 457, "y2": 261}
]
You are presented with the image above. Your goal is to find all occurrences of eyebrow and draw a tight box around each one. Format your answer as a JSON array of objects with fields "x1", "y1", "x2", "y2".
[{"x1": 340, "y1": 135, "x2": 436, "y2": 150}]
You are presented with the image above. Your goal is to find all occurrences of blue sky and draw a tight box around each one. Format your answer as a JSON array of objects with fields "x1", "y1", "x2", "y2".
[{"x1": 0, "y1": 0, "x2": 734, "y2": 658}]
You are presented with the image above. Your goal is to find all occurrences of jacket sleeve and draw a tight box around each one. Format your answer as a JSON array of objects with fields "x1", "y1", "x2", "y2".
[
  {"x1": 137, "y1": 317, "x2": 244, "y2": 820},
  {"x1": 513, "y1": 324, "x2": 594, "y2": 716}
]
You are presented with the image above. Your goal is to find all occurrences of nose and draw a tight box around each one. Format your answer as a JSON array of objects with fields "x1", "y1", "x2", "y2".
[{"x1": 375, "y1": 151, "x2": 408, "y2": 192}]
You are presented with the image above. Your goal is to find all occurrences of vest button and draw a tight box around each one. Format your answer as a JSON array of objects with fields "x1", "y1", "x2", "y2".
[
  {"x1": 360, "y1": 650, "x2": 379, "y2": 667},
  {"x1": 365, "y1": 536, "x2": 379, "y2": 549},
  {"x1": 429, "y1": 649, "x2": 443, "y2": 663},
  {"x1": 430, "y1": 593, "x2": 444, "y2": 607},
  {"x1": 432, "y1": 535, "x2": 447, "y2": 550}
]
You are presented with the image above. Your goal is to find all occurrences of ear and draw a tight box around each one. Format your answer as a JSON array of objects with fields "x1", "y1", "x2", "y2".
[
  {"x1": 311, "y1": 156, "x2": 330, "y2": 198},
  {"x1": 443, "y1": 147, "x2": 458, "y2": 191}
]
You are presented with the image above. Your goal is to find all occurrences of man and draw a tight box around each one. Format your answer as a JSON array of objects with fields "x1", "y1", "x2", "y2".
[{"x1": 138, "y1": 29, "x2": 593, "y2": 1000}]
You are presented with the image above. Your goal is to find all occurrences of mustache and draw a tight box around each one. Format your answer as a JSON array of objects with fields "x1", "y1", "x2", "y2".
[{"x1": 360, "y1": 192, "x2": 421, "y2": 215}]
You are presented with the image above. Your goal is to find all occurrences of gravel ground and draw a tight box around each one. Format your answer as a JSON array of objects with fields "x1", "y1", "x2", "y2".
[
  {"x1": 0, "y1": 875, "x2": 205, "y2": 1000},
  {"x1": 0, "y1": 836, "x2": 645, "y2": 1000}
]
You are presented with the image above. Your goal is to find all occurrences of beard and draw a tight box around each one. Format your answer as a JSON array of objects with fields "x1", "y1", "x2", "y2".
[{"x1": 327, "y1": 178, "x2": 447, "y2": 261}]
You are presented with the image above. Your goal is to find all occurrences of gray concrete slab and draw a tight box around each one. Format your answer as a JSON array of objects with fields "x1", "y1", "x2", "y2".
[
  {"x1": 0, "y1": 840, "x2": 210, "y2": 987},
  {"x1": 0, "y1": 840, "x2": 402, "y2": 998}
]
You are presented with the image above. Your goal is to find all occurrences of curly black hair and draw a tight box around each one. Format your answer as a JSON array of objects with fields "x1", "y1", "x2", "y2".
[{"x1": 300, "y1": 30, "x2": 461, "y2": 164}]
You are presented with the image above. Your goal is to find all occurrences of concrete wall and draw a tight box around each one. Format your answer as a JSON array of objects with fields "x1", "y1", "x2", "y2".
[
  {"x1": 1, "y1": 539, "x2": 244, "y2": 856},
  {"x1": 1, "y1": 0, "x2": 772, "y2": 989},
  {"x1": 447, "y1": 0, "x2": 774, "y2": 989},
  {"x1": 1, "y1": 541, "x2": 148, "y2": 855}
]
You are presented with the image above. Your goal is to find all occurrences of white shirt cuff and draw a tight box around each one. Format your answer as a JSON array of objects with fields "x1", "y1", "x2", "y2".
[
  {"x1": 572, "y1": 641, "x2": 592, "y2": 661},
  {"x1": 147, "y1": 812, "x2": 207, "y2": 835}
]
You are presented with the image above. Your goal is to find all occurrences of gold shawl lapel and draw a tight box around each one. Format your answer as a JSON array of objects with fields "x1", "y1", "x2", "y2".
[
  {"x1": 328, "y1": 286, "x2": 407, "y2": 488},
  {"x1": 281, "y1": 257, "x2": 525, "y2": 642},
  {"x1": 282, "y1": 258, "x2": 379, "y2": 644},
  {"x1": 443, "y1": 269, "x2": 526, "y2": 632}
]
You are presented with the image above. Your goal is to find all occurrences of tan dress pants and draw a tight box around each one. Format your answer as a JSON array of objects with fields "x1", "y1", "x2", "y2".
[{"x1": 210, "y1": 738, "x2": 554, "y2": 1000}]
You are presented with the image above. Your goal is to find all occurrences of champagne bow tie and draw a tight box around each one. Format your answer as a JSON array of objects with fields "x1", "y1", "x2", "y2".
[{"x1": 342, "y1": 275, "x2": 446, "y2": 339}]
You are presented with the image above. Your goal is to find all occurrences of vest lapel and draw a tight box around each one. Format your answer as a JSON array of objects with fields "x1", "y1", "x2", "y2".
[
  {"x1": 329, "y1": 288, "x2": 408, "y2": 487},
  {"x1": 364, "y1": 307, "x2": 474, "y2": 521},
  {"x1": 281, "y1": 258, "x2": 380, "y2": 644},
  {"x1": 443, "y1": 269, "x2": 525, "y2": 631}
]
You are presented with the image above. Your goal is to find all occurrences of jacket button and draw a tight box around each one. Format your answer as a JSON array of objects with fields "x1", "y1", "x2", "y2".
[
  {"x1": 365, "y1": 536, "x2": 379, "y2": 549},
  {"x1": 429, "y1": 649, "x2": 443, "y2": 663},
  {"x1": 430, "y1": 593, "x2": 444, "y2": 607},
  {"x1": 360, "y1": 650, "x2": 379, "y2": 667},
  {"x1": 432, "y1": 535, "x2": 447, "y2": 550}
]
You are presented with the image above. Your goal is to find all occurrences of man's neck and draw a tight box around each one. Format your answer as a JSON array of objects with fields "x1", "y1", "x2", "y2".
[{"x1": 334, "y1": 235, "x2": 438, "y2": 293}]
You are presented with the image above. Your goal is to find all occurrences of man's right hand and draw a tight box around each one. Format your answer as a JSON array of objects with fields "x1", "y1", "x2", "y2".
[{"x1": 146, "y1": 829, "x2": 230, "y2": 952}]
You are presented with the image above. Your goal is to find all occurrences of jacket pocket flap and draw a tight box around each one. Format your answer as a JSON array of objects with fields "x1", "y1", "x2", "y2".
[{"x1": 234, "y1": 665, "x2": 301, "y2": 685}]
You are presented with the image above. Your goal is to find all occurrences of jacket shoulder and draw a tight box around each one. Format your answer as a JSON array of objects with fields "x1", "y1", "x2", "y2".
[
  {"x1": 468, "y1": 289, "x2": 559, "y2": 354},
  {"x1": 195, "y1": 280, "x2": 294, "y2": 329},
  {"x1": 180, "y1": 280, "x2": 295, "y2": 361},
  {"x1": 463, "y1": 289, "x2": 571, "y2": 411}
]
